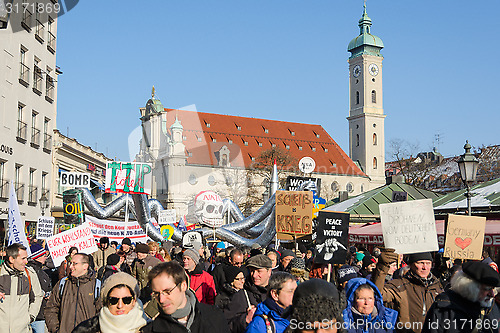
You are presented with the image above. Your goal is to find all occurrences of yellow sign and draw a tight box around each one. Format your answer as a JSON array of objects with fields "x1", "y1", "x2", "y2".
[{"x1": 160, "y1": 225, "x2": 174, "y2": 240}]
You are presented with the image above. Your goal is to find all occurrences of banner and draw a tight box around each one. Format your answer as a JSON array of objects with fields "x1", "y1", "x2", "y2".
[
  {"x1": 314, "y1": 211, "x2": 349, "y2": 264},
  {"x1": 276, "y1": 190, "x2": 313, "y2": 239},
  {"x1": 380, "y1": 199, "x2": 438, "y2": 254},
  {"x1": 46, "y1": 222, "x2": 98, "y2": 267},
  {"x1": 7, "y1": 181, "x2": 31, "y2": 255},
  {"x1": 158, "y1": 209, "x2": 176, "y2": 225},
  {"x1": 36, "y1": 216, "x2": 55, "y2": 239},
  {"x1": 105, "y1": 162, "x2": 152, "y2": 195},
  {"x1": 86, "y1": 215, "x2": 149, "y2": 243},
  {"x1": 63, "y1": 189, "x2": 85, "y2": 225},
  {"x1": 444, "y1": 214, "x2": 486, "y2": 260}
]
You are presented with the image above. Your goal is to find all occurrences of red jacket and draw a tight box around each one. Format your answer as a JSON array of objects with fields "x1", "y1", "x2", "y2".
[{"x1": 188, "y1": 264, "x2": 216, "y2": 305}]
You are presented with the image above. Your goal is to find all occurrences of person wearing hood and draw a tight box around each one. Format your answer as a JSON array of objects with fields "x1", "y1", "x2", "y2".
[
  {"x1": 216, "y1": 265, "x2": 245, "y2": 312},
  {"x1": 183, "y1": 248, "x2": 216, "y2": 305},
  {"x1": 246, "y1": 272, "x2": 296, "y2": 333},
  {"x1": 342, "y1": 278, "x2": 398, "y2": 333},
  {"x1": 73, "y1": 272, "x2": 150, "y2": 333}
]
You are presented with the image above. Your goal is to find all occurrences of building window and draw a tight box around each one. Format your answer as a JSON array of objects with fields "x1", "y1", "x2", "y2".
[
  {"x1": 28, "y1": 168, "x2": 37, "y2": 203},
  {"x1": 356, "y1": 134, "x2": 359, "y2": 147},
  {"x1": 371, "y1": 90, "x2": 376, "y2": 103},
  {"x1": 45, "y1": 67, "x2": 54, "y2": 102},
  {"x1": 298, "y1": 146, "x2": 302, "y2": 151},
  {"x1": 264, "y1": 127, "x2": 269, "y2": 133},
  {"x1": 356, "y1": 91, "x2": 360, "y2": 104},
  {"x1": 331, "y1": 181, "x2": 339, "y2": 192},
  {"x1": 346, "y1": 182, "x2": 354, "y2": 193},
  {"x1": 197, "y1": 136, "x2": 202, "y2": 142},
  {"x1": 361, "y1": 184, "x2": 364, "y2": 193},
  {"x1": 43, "y1": 117, "x2": 51, "y2": 152},
  {"x1": 0, "y1": 161, "x2": 6, "y2": 199},
  {"x1": 373, "y1": 157, "x2": 378, "y2": 169},
  {"x1": 17, "y1": 104, "x2": 27, "y2": 142},
  {"x1": 208, "y1": 175, "x2": 216, "y2": 186},
  {"x1": 15, "y1": 165, "x2": 24, "y2": 201},
  {"x1": 31, "y1": 111, "x2": 40, "y2": 147},
  {"x1": 33, "y1": 58, "x2": 42, "y2": 94},
  {"x1": 188, "y1": 174, "x2": 198, "y2": 185},
  {"x1": 35, "y1": 5, "x2": 45, "y2": 42},
  {"x1": 47, "y1": 16, "x2": 56, "y2": 53},
  {"x1": 373, "y1": 133, "x2": 377, "y2": 146},
  {"x1": 21, "y1": 6, "x2": 32, "y2": 31},
  {"x1": 41, "y1": 172, "x2": 48, "y2": 196},
  {"x1": 19, "y1": 47, "x2": 29, "y2": 86}
]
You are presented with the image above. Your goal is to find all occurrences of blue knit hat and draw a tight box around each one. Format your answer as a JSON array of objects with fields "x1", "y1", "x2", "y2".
[{"x1": 29, "y1": 243, "x2": 48, "y2": 260}]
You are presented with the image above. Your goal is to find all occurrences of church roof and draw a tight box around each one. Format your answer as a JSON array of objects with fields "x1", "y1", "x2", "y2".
[
  {"x1": 348, "y1": 4, "x2": 384, "y2": 58},
  {"x1": 162, "y1": 108, "x2": 367, "y2": 177}
]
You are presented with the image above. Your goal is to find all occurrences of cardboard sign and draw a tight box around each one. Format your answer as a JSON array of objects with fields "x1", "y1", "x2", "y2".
[
  {"x1": 380, "y1": 199, "x2": 438, "y2": 254},
  {"x1": 60, "y1": 172, "x2": 91, "y2": 188},
  {"x1": 86, "y1": 215, "x2": 148, "y2": 243},
  {"x1": 314, "y1": 211, "x2": 349, "y2": 264},
  {"x1": 36, "y1": 216, "x2": 55, "y2": 239},
  {"x1": 46, "y1": 222, "x2": 98, "y2": 267},
  {"x1": 276, "y1": 190, "x2": 313, "y2": 239},
  {"x1": 286, "y1": 176, "x2": 322, "y2": 197},
  {"x1": 159, "y1": 209, "x2": 176, "y2": 225},
  {"x1": 105, "y1": 162, "x2": 152, "y2": 195},
  {"x1": 444, "y1": 214, "x2": 486, "y2": 260}
]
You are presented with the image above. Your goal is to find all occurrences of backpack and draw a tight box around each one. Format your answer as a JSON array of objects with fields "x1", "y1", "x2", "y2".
[
  {"x1": 257, "y1": 314, "x2": 275, "y2": 333},
  {"x1": 59, "y1": 276, "x2": 101, "y2": 302}
]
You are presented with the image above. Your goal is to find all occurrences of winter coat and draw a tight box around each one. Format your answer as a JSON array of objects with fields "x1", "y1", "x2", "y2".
[
  {"x1": 92, "y1": 246, "x2": 116, "y2": 273},
  {"x1": 44, "y1": 270, "x2": 102, "y2": 333},
  {"x1": 58, "y1": 258, "x2": 72, "y2": 280},
  {"x1": 226, "y1": 279, "x2": 268, "y2": 333},
  {"x1": 215, "y1": 283, "x2": 239, "y2": 313},
  {"x1": 210, "y1": 258, "x2": 230, "y2": 293},
  {"x1": 245, "y1": 298, "x2": 289, "y2": 333},
  {"x1": 27, "y1": 259, "x2": 53, "y2": 321},
  {"x1": 97, "y1": 265, "x2": 119, "y2": 283},
  {"x1": 132, "y1": 255, "x2": 162, "y2": 291},
  {"x1": 422, "y1": 289, "x2": 500, "y2": 333},
  {"x1": 372, "y1": 264, "x2": 443, "y2": 333},
  {"x1": 342, "y1": 278, "x2": 398, "y2": 333},
  {"x1": 140, "y1": 301, "x2": 229, "y2": 333},
  {"x1": 0, "y1": 262, "x2": 44, "y2": 332},
  {"x1": 188, "y1": 263, "x2": 217, "y2": 305}
]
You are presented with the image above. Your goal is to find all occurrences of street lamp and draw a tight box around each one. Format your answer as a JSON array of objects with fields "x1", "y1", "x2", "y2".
[
  {"x1": 39, "y1": 193, "x2": 49, "y2": 216},
  {"x1": 457, "y1": 141, "x2": 479, "y2": 216}
]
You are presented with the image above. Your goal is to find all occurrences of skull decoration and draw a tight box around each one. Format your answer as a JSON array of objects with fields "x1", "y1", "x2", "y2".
[{"x1": 193, "y1": 190, "x2": 224, "y2": 228}]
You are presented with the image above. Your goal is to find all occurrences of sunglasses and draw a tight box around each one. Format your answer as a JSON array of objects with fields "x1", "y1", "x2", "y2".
[{"x1": 108, "y1": 296, "x2": 134, "y2": 305}]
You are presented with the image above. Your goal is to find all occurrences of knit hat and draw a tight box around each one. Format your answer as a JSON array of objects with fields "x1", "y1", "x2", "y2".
[
  {"x1": 122, "y1": 238, "x2": 132, "y2": 246},
  {"x1": 281, "y1": 249, "x2": 296, "y2": 260},
  {"x1": 407, "y1": 252, "x2": 433, "y2": 264},
  {"x1": 216, "y1": 242, "x2": 226, "y2": 249},
  {"x1": 462, "y1": 261, "x2": 500, "y2": 287},
  {"x1": 224, "y1": 265, "x2": 243, "y2": 283},
  {"x1": 289, "y1": 258, "x2": 306, "y2": 271},
  {"x1": 338, "y1": 265, "x2": 358, "y2": 284},
  {"x1": 362, "y1": 254, "x2": 377, "y2": 268},
  {"x1": 183, "y1": 248, "x2": 200, "y2": 265},
  {"x1": 135, "y1": 243, "x2": 150, "y2": 254},
  {"x1": 99, "y1": 237, "x2": 110, "y2": 245},
  {"x1": 100, "y1": 272, "x2": 140, "y2": 303},
  {"x1": 29, "y1": 243, "x2": 48, "y2": 260},
  {"x1": 106, "y1": 253, "x2": 120, "y2": 266},
  {"x1": 355, "y1": 252, "x2": 365, "y2": 262}
]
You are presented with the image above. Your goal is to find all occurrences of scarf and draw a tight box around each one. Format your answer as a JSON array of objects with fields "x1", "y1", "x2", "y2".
[
  {"x1": 263, "y1": 297, "x2": 286, "y2": 317},
  {"x1": 170, "y1": 289, "x2": 197, "y2": 329},
  {"x1": 99, "y1": 299, "x2": 149, "y2": 333},
  {"x1": 351, "y1": 305, "x2": 378, "y2": 319},
  {"x1": 407, "y1": 270, "x2": 434, "y2": 287}
]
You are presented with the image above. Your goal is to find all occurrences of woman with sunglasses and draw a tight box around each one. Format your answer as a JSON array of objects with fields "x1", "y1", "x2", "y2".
[
  {"x1": 72, "y1": 272, "x2": 150, "y2": 333},
  {"x1": 215, "y1": 265, "x2": 245, "y2": 313}
]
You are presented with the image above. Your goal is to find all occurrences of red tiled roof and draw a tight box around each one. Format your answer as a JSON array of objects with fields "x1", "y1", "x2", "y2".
[{"x1": 163, "y1": 108, "x2": 367, "y2": 177}]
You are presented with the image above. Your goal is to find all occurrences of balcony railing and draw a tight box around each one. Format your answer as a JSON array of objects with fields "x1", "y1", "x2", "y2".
[
  {"x1": 15, "y1": 182, "x2": 25, "y2": 202},
  {"x1": 45, "y1": 76, "x2": 54, "y2": 102},
  {"x1": 0, "y1": 179, "x2": 8, "y2": 199},
  {"x1": 35, "y1": 20, "x2": 45, "y2": 42},
  {"x1": 33, "y1": 66, "x2": 43, "y2": 94},
  {"x1": 21, "y1": 10, "x2": 32, "y2": 31},
  {"x1": 47, "y1": 31, "x2": 56, "y2": 53},
  {"x1": 43, "y1": 133, "x2": 52, "y2": 152},
  {"x1": 28, "y1": 185, "x2": 38, "y2": 204},
  {"x1": 31, "y1": 127, "x2": 40, "y2": 147},
  {"x1": 19, "y1": 63, "x2": 30, "y2": 86},
  {"x1": 17, "y1": 120, "x2": 27, "y2": 142}
]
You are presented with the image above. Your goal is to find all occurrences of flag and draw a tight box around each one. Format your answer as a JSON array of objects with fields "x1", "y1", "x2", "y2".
[
  {"x1": 8, "y1": 181, "x2": 31, "y2": 255},
  {"x1": 177, "y1": 215, "x2": 187, "y2": 232}
]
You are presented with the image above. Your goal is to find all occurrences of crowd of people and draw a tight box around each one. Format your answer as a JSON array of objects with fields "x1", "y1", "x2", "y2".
[{"x1": 1, "y1": 236, "x2": 500, "y2": 333}]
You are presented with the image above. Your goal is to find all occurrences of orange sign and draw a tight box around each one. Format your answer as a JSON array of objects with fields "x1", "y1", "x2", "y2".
[
  {"x1": 444, "y1": 214, "x2": 486, "y2": 260},
  {"x1": 275, "y1": 190, "x2": 313, "y2": 239}
]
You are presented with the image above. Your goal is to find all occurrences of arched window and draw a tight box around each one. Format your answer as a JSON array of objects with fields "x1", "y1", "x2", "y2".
[
  {"x1": 373, "y1": 157, "x2": 377, "y2": 169},
  {"x1": 356, "y1": 134, "x2": 360, "y2": 147},
  {"x1": 371, "y1": 90, "x2": 376, "y2": 103},
  {"x1": 373, "y1": 133, "x2": 377, "y2": 145},
  {"x1": 356, "y1": 91, "x2": 360, "y2": 104}
]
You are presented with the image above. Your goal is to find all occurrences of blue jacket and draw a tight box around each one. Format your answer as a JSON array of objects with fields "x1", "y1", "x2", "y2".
[
  {"x1": 246, "y1": 298, "x2": 289, "y2": 333},
  {"x1": 342, "y1": 277, "x2": 398, "y2": 333}
]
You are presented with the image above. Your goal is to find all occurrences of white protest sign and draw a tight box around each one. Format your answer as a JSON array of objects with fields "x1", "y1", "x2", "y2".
[
  {"x1": 380, "y1": 199, "x2": 438, "y2": 254},
  {"x1": 60, "y1": 172, "x2": 91, "y2": 188},
  {"x1": 46, "y1": 222, "x2": 98, "y2": 267},
  {"x1": 36, "y1": 216, "x2": 55, "y2": 239},
  {"x1": 158, "y1": 209, "x2": 176, "y2": 225},
  {"x1": 86, "y1": 215, "x2": 149, "y2": 243},
  {"x1": 182, "y1": 231, "x2": 203, "y2": 248}
]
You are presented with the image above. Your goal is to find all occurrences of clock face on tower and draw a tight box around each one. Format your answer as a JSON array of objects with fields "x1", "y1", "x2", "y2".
[
  {"x1": 368, "y1": 63, "x2": 379, "y2": 76},
  {"x1": 353, "y1": 65, "x2": 361, "y2": 78}
]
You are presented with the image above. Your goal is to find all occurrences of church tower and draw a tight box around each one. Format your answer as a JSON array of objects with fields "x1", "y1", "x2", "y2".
[{"x1": 347, "y1": 4, "x2": 386, "y2": 187}]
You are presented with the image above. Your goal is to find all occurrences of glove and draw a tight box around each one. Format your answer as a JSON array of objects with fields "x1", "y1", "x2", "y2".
[{"x1": 378, "y1": 248, "x2": 399, "y2": 266}]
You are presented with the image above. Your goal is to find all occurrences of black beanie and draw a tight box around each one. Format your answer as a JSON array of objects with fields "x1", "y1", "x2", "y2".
[
  {"x1": 224, "y1": 265, "x2": 243, "y2": 283},
  {"x1": 107, "y1": 254, "x2": 120, "y2": 266},
  {"x1": 407, "y1": 252, "x2": 433, "y2": 264},
  {"x1": 122, "y1": 238, "x2": 132, "y2": 246},
  {"x1": 362, "y1": 254, "x2": 376, "y2": 268}
]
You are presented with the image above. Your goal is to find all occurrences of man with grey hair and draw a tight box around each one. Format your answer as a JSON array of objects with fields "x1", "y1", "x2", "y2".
[{"x1": 422, "y1": 261, "x2": 500, "y2": 333}]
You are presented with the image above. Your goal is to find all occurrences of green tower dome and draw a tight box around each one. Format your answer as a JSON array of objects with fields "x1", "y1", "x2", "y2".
[{"x1": 348, "y1": 4, "x2": 384, "y2": 59}]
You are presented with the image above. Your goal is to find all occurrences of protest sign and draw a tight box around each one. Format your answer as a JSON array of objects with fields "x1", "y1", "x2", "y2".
[
  {"x1": 380, "y1": 199, "x2": 438, "y2": 254},
  {"x1": 444, "y1": 214, "x2": 486, "y2": 260},
  {"x1": 86, "y1": 215, "x2": 148, "y2": 243},
  {"x1": 276, "y1": 191, "x2": 313, "y2": 239},
  {"x1": 158, "y1": 209, "x2": 176, "y2": 225},
  {"x1": 312, "y1": 195, "x2": 326, "y2": 218},
  {"x1": 46, "y1": 222, "x2": 98, "y2": 267},
  {"x1": 161, "y1": 225, "x2": 175, "y2": 240},
  {"x1": 60, "y1": 172, "x2": 91, "y2": 188},
  {"x1": 36, "y1": 216, "x2": 55, "y2": 239},
  {"x1": 182, "y1": 231, "x2": 203, "y2": 248},
  {"x1": 63, "y1": 189, "x2": 85, "y2": 225},
  {"x1": 105, "y1": 162, "x2": 152, "y2": 195},
  {"x1": 314, "y1": 211, "x2": 349, "y2": 264},
  {"x1": 286, "y1": 176, "x2": 321, "y2": 197}
]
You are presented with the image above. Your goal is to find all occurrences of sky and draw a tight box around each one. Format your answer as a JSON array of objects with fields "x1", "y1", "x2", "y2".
[{"x1": 55, "y1": 0, "x2": 500, "y2": 162}]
